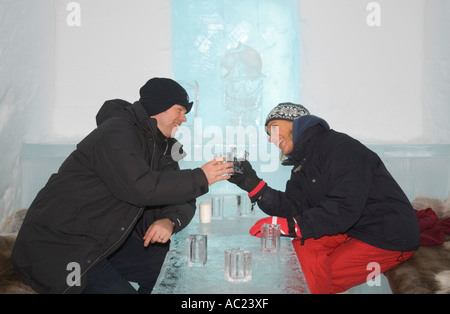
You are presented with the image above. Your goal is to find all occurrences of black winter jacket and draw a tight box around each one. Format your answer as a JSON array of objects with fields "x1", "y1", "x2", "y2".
[
  {"x1": 258, "y1": 116, "x2": 420, "y2": 252},
  {"x1": 12, "y1": 100, "x2": 209, "y2": 294}
]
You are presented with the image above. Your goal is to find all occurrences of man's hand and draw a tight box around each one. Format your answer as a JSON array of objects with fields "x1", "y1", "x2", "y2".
[
  {"x1": 143, "y1": 218, "x2": 175, "y2": 246},
  {"x1": 201, "y1": 158, "x2": 233, "y2": 186}
]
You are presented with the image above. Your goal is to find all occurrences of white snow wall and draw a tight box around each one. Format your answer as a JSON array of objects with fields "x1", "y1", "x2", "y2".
[
  {"x1": 48, "y1": 0, "x2": 450, "y2": 143},
  {"x1": 0, "y1": 0, "x2": 54, "y2": 225},
  {"x1": 52, "y1": 0, "x2": 174, "y2": 138},
  {"x1": 1, "y1": 0, "x2": 450, "y2": 227}
]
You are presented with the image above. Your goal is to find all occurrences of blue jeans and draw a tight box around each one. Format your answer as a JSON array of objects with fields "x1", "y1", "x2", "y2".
[{"x1": 82, "y1": 234, "x2": 169, "y2": 294}]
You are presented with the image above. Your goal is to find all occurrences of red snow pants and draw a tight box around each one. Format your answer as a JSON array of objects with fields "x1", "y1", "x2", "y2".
[{"x1": 292, "y1": 234, "x2": 414, "y2": 294}]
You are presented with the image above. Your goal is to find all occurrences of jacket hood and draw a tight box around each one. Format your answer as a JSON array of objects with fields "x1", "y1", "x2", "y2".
[
  {"x1": 283, "y1": 115, "x2": 330, "y2": 164},
  {"x1": 95, "y1": 99, "x2": 148, "y2": 126},
  {"x1": 292, "y1": 115, "x2": 330, "y2": 144},
  {"x1": 95, "y1": 99, "x2": 188, "y2": 162}
]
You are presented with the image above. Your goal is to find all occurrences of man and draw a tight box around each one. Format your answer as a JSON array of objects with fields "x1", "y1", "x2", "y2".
[
  {"x1": 12, "y1": 77, "x2": 232, "y2": 294},
  {"x1": 228, "y1": 102, "x2": 420, "y2": 294}
]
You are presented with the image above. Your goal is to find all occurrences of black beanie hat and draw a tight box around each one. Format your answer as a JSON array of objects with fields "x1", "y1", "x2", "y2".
[{"x1": 139, "y1": 78, "x2": 193, "y2": 116}]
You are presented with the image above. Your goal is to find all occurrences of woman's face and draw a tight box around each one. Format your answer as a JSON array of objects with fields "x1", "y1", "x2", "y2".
[{"x1": 266, "y1": 120, "x2": 294, "y2": 155}]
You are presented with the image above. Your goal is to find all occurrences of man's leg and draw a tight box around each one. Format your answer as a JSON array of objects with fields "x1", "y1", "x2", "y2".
[
  {"x1": 81, "y1": 258, "x2": 138, "y2": 294},
  {"x1": 108, "y1": 234, "x2": 170, "y2": 294}
]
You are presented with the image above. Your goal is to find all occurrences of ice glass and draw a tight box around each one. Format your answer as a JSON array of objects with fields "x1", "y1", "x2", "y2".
[
  {"x1": 186, "y1": 234, "x2": 207, "y2": 266},
  {"x1": 236, "y1": 194, "x2": 253, "y2": 216},
  {"x1": 260, "y1": 224, "x2": 281, "y2": 253},
  {"x1": 211, "y1": 195, "x2": 223, "y2": 220},
  {"x1": 214, "y1": 154, "x2": 232, "y2": 177},
  {"x1": 224, "y1": 248, "x2": 252, "y2": 283},
  {"x1": 226, "y1": 147, "x2": 249, "y2": 175}
]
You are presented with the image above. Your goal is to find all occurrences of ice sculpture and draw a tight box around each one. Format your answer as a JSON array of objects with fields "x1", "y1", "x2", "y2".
[
  {"x1": 221, "y1": 43, "x2": 264, "y2": 128},
  {"x1": 172, "y1": 0, "x2": 301, "y2": 130}
]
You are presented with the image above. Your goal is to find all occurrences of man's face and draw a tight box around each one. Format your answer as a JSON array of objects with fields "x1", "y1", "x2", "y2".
[
  {"x1": 151, "y1": 104, "x2": 187, "y2": 138},
  {"x1": 266, "y1": 120, "x2": 294, "y2": 155}
]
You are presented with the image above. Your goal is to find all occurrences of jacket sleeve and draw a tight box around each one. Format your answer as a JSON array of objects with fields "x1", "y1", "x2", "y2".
[
  {"x1": 157, "y1": 199, "x2": 196, "y2": 233},
  {"x1": 257, "y1": 139, "x2": 374, "y2": 240},
  {"x1": 91, "y1": 118, "x2": 209, "y2": 207}
]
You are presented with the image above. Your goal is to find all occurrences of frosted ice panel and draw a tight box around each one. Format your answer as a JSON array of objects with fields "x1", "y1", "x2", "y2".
[
  {"x1": 413, "y1": 158, "x2": 450, "y2": 199},
  {"x1": 368, "y1": 144, "x2": 450, "y2": 200},
  {"x1": 382, "y1": 158, "x2": 414, "y2": 200}
]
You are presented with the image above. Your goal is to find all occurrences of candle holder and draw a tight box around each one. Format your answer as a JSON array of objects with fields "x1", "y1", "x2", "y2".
[{"x1": 199, "y1": 200, "x2": 212, "y2": 223}]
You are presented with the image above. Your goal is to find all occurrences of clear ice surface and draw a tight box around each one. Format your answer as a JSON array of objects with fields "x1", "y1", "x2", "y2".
[{"x1": 152, "y1": 206, "x2": 309, "y2": 294}]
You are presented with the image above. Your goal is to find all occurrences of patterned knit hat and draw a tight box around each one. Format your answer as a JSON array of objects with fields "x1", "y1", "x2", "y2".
[{"x1": 264, "y1": 102, "x2": 310, "y2": 126}]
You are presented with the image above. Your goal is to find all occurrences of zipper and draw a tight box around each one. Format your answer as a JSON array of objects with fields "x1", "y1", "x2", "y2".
[
  {"x1": 63, "y1": 206, "x2": 144, "y2": 294},
  {"x1": 65, "y1": 116, "x2": 156, "y2": 293},
  {"x1": 146, "y1": 119, "x2": 156, "y2": 171}
]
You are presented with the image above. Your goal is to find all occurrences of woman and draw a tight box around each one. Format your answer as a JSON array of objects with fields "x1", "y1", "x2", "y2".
[{"x1": 228, "y1": 102, "x2": 420, "y2": 294}]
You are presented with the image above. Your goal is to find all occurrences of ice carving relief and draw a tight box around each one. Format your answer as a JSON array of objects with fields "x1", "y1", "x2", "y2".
[{"x1": 221, "y1": 43, "x2": 264, "y2": 128}]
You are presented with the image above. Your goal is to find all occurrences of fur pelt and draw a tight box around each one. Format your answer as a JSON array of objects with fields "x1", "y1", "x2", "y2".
[
  {"x1": 0, "y1": 209, "x2": 36, "y2": 294},
  {"x1": 385, "y1": 195, "x2": 450, "y2": 294}
]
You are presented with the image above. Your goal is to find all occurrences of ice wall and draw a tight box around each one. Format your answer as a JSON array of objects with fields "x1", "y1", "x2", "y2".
[
  {"x1": 0, "y1": 0, "x2": 54, "y2": 227},
  {"x1": 52, "y1": 0, "x2": 174, "y2": 140},
  {"x1": 298, "y1": 0, "x2": 425, "y2": 143},
  {"x1": 172, "y1": 0, "x2": 301, "y2": 130},
  {"x1": 44, "y1": 0, "x2": 449, "y2": 143},
  {"x1": 423, "y1": 0, "x2": 450, "y2": 144},
  {"x1": 171, "y1": 0, "x2": 301, "y2": 193},
  {"x1": 2, "y1": 1, "x2": 450, "y2": 226}
]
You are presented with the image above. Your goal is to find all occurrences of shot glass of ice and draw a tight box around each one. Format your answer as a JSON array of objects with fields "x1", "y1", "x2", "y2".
[
  {"x1": 260, "y1": 224, "x2": 280, "y2": 253},
  {"x1": 224, "y1": 248, "x2": 252, "y2": 283},
  {"x1": 186, "y1": 234, "x2": 207, "y2": 266}
]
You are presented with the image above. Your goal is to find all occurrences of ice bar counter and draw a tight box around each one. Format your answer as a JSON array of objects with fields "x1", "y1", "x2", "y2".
[{"x1": 152, "y1": 194, "x2": 309, "y2": 294}]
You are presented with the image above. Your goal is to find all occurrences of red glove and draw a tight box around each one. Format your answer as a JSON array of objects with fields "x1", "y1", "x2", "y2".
[{"x1": 249, "y1": 216, "x2": 302, "y2": 238}]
